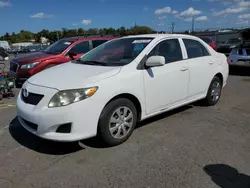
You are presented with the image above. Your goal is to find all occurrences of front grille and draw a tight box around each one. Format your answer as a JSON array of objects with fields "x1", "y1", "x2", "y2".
[
  {"x1": 22, "y1": 118, "x2": 38, "y2": 131},
  {"x1": 21, "y1": 89, "x2": 44, "y2": 105},
  {"x1": 9, "y1": 61, "x2": 19, "y2": 73}
]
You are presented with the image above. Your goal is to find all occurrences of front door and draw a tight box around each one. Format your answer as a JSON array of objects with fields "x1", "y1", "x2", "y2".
[{"x1": 143, "y1": 38, "x2": 190, "y2": 115}]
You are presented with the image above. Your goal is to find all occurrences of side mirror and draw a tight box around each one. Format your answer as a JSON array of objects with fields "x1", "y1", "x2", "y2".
[
  {"x1": 145, "y1": 56, "x2": 165, "y2": 67},
  {"x1": 68, "y1": 51, "x2": 77, "y2": 60}
]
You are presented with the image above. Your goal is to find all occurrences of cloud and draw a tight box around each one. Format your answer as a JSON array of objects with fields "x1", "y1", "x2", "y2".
[
  {"x1": 0, "y1": 1, "x2": 11, "y2": 7},
  {"x1": 212, "y1": 1, "x2": 250, "y2": 16},
  {"x1": 158, "y1": 15, "x2": 167, "y2": 20},
  {"x1": 195, "y1": 15, "x2": 209, "y2": 21},
  {"x1": 212, "y1": 7, "x2": 247, "y2": 16},
  {"x1": 30, "y1": 13, "x2": 53, "y2": 19},
  {"x1": 179, "y1": 7, "x2": 202, "y2": 17},
  {"x1": 236, "y1": 20, "x2": 249, "y2": 25},
  {"x1": 239, "y1": 1, "x2": 250, "y2": 7},
  {"x1": 238, "y1": 13, "x2": 250, "y2": 19},
  {"x1": 183, "y1": 17, "x2": 193, "y2": 22},
  {"x1": 72, "y1": 23, "x2": 78, "y2": 26},
  {"x1": 82, "y1": 19, "x2": 92, "y2": 25},
  {"x1": 154, "y1": 6, "x2": 178, "y2": 15},
  {"x1": 157, "y1": 23, "x2": 165, "y2": 26}
]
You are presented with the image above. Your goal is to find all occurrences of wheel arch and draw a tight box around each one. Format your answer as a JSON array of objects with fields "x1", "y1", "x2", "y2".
[
  {"x1": 104, "y1": 93, "x2": 143, "y2": 122},
  {"x1": 214, "y1": 72, "x2": 223, "y2": 85}
]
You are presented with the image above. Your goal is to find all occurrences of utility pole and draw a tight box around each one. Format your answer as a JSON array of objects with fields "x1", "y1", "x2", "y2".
[
  {"x1": 171, "y1": 22, "x2": 175, "y2": 33},
  {"x1": 192, "y1": 17, "x2": 195, "y2": 33}
]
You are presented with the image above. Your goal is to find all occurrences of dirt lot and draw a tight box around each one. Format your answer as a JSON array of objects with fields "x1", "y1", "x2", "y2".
[{"x1": 0, "y1": 62, "x2": 250, "y2": 187}]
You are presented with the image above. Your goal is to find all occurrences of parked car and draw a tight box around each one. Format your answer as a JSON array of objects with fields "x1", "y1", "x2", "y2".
[
  {"x1": 228, "y1": 30, "x2": 250, "y2": 67},
  {"x1": 9, "y1": 35, "x2": 116, "y2": 86},
  {"x1": 0, "y1": 47, "x2": 9, "y2": 61},
  {"x1": 199, "y1": 36, "x2": 216, "y2": 50},
  {"x1": 16, "y1": 34, "x2": 229, "y2": 146},
  {"x1": 217, "y1": 37, "x2": 243, "y2": 56}
]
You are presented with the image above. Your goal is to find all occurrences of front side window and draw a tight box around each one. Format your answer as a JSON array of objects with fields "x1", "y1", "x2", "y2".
[
  {"x1": 69, "y1": 41, "x2": 90, "y2": 54},
  {"x1": 43, "y1": 39, "x2": 73, "y2": 54},
  {"x1": 77, "y1": 37, "x2": 154, "y2": 66},
  {"x1": 183, "y1": 39, "x2": 210, "y2": 59},
  {"x1": 148, "y1": 39, "x2": 183, "y2": 64}
]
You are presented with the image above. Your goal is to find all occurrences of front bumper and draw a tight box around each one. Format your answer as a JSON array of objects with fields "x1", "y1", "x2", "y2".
[{"x1": 16, "y1": 81, "x2": 103, "y2": 142}]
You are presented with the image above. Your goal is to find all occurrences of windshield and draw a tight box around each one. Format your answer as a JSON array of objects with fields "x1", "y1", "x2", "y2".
[
  {"x1": 43, "y1": 39, "x2": 73, "y2": 54},
  {"x1": 225, "y1": 38, "x2": 241, "y2": 44},
  {"x1": 78, "y1": 37, "x2": 154, "y2": 66}
]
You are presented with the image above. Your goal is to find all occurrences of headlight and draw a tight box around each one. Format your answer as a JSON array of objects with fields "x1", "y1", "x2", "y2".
[
  {"x1": 48, "y1": 87, "x2": 98, "y2": 108},
  {"x1": 21, "y1": 62, "x2": 40, "y2": 69}
]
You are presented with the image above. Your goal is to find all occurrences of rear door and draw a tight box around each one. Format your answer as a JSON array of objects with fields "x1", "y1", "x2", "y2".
[{"x1": 181, "y1": 38, "x2": 216, "y2": 99}]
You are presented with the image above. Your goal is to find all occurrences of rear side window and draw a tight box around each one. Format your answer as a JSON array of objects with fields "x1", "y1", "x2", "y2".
[
  {"x1": 183, "y1": 39, "x2": 210, "y2": 58},
  {"x1": 69, "y1": 41, "x2": 90, "y2": 54},
  {"x1": 148, "y1": 39, "x2": 183, "y2": 64},
  {"x1": 92, "y1": 40, "x2": 108, "y2": 48}
]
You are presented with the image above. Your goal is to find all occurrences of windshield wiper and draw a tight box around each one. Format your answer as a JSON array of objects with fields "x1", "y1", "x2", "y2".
[{"x1": 76, "y1": 60, "x2": 107, "y2": 66}]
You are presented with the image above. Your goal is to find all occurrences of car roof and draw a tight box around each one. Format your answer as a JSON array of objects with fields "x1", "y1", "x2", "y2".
[
  {"x1": 122, "y1": 34, "x2": 202, "y2": 40},
  {"x1": 62, "y1": 35, "x2": 117, "y2": 42}
]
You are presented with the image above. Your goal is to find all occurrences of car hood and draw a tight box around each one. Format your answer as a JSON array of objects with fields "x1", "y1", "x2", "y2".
[
  {"x1": 27, "y1": 62, "x2": 122, "y2": 90},
  {"x1": 13, "y1": 51, "x2": 57, "y2": 64}
]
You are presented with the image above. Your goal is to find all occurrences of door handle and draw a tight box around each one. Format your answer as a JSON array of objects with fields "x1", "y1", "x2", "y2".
[
  {"x1": 180, "y1": 66, "x2": 188, "y2": 71},
  {"x1": 209, "y1": 61, "x2": 214, "y2": 65}
]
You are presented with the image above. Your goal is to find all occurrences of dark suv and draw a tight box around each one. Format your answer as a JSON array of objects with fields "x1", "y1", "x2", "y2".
[{"x1": 9, "y1": 35, "x2": 117, "y2": 85}]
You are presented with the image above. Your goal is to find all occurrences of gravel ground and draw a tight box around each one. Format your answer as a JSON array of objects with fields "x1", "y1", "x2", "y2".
[{"x1": 0, "y1": 60, "x2": 250, "y2": 188}]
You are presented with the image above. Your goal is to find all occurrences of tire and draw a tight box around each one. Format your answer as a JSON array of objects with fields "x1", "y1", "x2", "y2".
[
  {"x1": 97, "y1": 98, "x2": 137, "y2": 147},
  {"x1": 203, "y1": 76, "x2": 222, "y2": 106},
  {"x1": 0, "y1": 93, "x2": 2, "y2": 100}
]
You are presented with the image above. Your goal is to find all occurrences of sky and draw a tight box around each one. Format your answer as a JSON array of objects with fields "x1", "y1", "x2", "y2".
[{"x1": 0, "y1": 0, "x2": 249, "y2": 35}]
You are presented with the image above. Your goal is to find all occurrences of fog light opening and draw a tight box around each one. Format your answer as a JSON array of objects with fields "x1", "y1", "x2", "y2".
[{"x1": 56, "y1": 123, "x2": 72, "y2": 133}]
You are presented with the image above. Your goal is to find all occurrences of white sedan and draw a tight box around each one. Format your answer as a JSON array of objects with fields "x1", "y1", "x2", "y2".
[{"x1": 16, "y1": 34, "x2": 229, "y2": 146}]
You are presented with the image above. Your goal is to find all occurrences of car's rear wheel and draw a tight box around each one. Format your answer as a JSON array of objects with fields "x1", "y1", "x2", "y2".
[
  {"x1": 203, "y1": 76, "x2": 222, "y2": 106},
  {"x1": 97, "y1": 98, "x2": 137, "y2": 146}
]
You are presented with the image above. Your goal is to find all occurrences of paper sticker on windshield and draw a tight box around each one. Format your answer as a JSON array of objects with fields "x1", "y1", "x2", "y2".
[
  {"x1": 64, "y1": 42, "x2": 71, "y2": 45},
  {"x1": 132, "y1": 40, "x2": 152, "y2": 44}
]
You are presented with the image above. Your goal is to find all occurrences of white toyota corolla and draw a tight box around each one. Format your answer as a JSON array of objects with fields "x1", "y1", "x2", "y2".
[{"x1": 16, "y1": 34, "x2": 229, "y2": 146}]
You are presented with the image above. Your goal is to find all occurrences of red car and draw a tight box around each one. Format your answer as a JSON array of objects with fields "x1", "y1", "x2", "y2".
[
  {"x1": 199, "y1": 36, "x2": 216, "y2": 50},
  {"x1": 9, "y1": 35, "x2": 116, "y2": 86}
]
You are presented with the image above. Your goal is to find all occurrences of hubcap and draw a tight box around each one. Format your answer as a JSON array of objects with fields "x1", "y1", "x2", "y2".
[
  {"x1": 109, "y1": 106, "x2": 133, "y2": 139},
  {"x1": 211, "y1": 81, "x2": 221, "y2": 102}
]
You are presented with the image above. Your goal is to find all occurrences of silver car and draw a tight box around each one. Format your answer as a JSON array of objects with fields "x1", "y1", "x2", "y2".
[{"x1": 228, "y1": 43, "x2": 250, "y2": 67}]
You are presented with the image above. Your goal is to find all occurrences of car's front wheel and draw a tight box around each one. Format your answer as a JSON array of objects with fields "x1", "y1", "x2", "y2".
[
  {"x1": 203, "y1": 76, "x2": 222, "y2": 106},
  {"x1": 97, "y1": 98, "x2": 137, "y2": 146}
]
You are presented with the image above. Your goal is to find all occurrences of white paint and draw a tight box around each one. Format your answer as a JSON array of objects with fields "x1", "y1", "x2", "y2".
[{"x1": 16, "y1": 34, "x2": 229, "y2": 142}]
